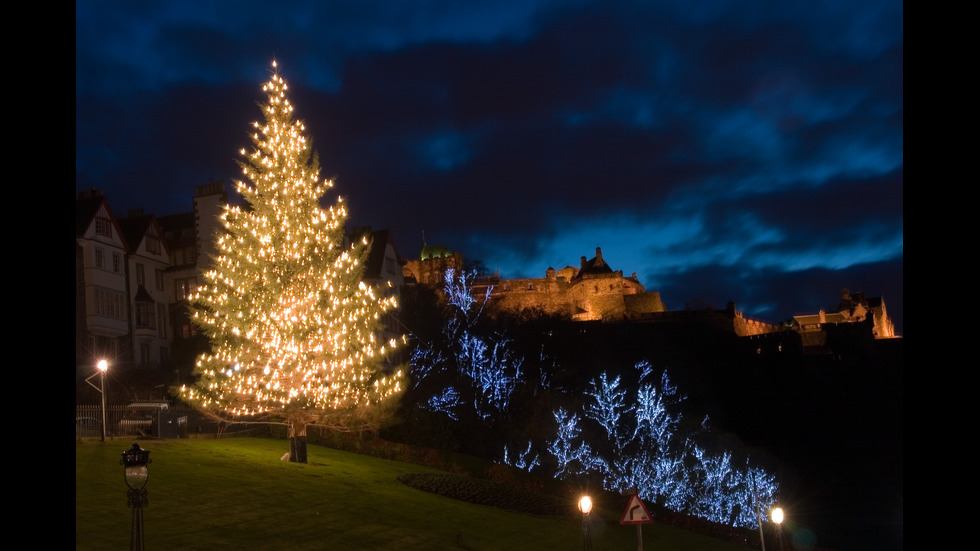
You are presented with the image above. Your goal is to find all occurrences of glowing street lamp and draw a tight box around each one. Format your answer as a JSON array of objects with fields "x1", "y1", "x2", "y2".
[
  {"x1": 771, "y1": 507, "x2": 784, "y2": 524},
  {"x1": 122, "y1": 444, "x2": 151, "y2": 551},
  {"x1": 85, "y1": 359, "x2": 109, "y2": 441},
  {"x1": 578, "y1": 495, "x2": 593, "y2": 551}
]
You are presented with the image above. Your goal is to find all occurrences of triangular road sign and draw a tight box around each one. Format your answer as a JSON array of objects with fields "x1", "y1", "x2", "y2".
[{"x1": 620, "y1": 495, "x2": 654, "y2": 525}]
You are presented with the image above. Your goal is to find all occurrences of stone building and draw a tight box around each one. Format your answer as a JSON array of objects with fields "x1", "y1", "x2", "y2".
[
  {"x1": 484, "y1": 247, "x2": 666, "y2": 321},
  {"x1": 406, "y1": 245, "x2": 667, "y2": 321},
  {"x1": 794, "y1": 288, "x2": 897, "y2": 340},
  {"x1": 402, "y1": 241, "x2": 464, "y2": 287}
]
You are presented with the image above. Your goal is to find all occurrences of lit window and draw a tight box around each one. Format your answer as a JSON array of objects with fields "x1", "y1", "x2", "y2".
[{"x1": 175, "y1": 278, "x2": 197, "y2": 301}]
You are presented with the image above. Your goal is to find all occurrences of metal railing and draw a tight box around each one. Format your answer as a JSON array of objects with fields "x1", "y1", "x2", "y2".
[{"x1": 75, "y1": 404, "x2": 191, "y2": 440}]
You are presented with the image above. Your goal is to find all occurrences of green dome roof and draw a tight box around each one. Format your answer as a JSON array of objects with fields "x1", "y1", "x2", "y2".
[{"x1": 419, "y1": 243, "x2": 453, "y2": 261}]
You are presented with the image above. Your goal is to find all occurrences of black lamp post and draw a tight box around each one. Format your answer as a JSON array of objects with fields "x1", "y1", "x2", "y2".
[
  {"x1": 771, "y1": 507, "x2": 785, "y2": 551},
  {"x1": 121, "y1": 443, "x2": 151, "y2": 551},
  {"x1": 578, "y1": 495, "x2": 594, "y2": 551},
  {"x1": 84, "y1": 359, "x2": 109, "y2": 441}
]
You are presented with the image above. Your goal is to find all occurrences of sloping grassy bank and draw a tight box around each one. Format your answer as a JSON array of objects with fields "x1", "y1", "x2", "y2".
[{"x1": 76, "y1": 437, "x2": 753, "y2": 551}]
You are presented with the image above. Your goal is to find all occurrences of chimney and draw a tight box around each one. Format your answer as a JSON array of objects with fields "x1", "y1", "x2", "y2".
[
  {"x1": 77, "y1": 188, "x2": 104, "y2": 201},
  {"x1": 595, "y1": 247, "x2": 603, "y2": 265},
  {"x1": 580, "y1": 256, "x2": 587, "y2": 270}
]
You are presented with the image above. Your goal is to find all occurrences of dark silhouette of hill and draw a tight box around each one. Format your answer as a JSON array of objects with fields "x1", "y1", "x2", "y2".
[{"x1": 499, "y1": 316, "x2": 902, "y2": 551}]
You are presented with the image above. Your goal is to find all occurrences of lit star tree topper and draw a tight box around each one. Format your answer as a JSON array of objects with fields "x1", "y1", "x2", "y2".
[{"x1": 181, "y1": 61, "x2": 405, "y2": 463}]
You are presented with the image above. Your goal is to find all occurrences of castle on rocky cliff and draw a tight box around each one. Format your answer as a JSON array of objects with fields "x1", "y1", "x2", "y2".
[
  {"x1": 405, "y1": 245, "x2": 664, "y2": 321},
  {"x1": 404, "y1": 243, "x2": 898, "y2": 342},
  {"x1": 474, "y1": 247, "x2": 665, "y2": 322},
  {"x1": 404, "y1": 244, "x2": 781, "y2": 335}
]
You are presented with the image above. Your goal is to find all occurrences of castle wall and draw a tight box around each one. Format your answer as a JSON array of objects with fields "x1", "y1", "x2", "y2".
[
  {"x1": 566, "y1": 273, "x2": 628, "y2": 320},
  {"x1": 624, "y1": 292, "x2": 666, "y2": 315},
  {"x1": 732, "y1": 315, "x2": 780, "y2": 337},
  {"x1": 487, "y1": 275, "x2": 568, "y2": 316},
  {"x1": 482, "y1": 270, "x2": 662, "y2": 321}
]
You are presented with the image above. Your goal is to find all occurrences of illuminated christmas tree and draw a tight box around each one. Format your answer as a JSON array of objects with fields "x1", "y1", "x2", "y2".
[{"x1": 181, "y1": 62, "x2": 404, "y2": 463}]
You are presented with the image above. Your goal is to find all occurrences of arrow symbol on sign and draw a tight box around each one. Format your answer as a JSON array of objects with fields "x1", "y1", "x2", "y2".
[{"x1": 630, "y1": 505, "x2": 641, "y2": 520}]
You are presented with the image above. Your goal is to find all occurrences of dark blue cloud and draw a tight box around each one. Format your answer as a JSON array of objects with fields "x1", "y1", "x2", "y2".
[{"x1": 76, "y1": 0, "x2": 903, "y2": 334}]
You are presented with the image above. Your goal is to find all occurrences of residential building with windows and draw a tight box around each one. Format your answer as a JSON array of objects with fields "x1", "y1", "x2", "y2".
[
  {"x1": 78, "y1": 182, "x2": 411, "y2": 384},
  {"x1": 76, "y1": 189, "x2": 130, "y2": 371},
  {"x1": 118, "y1": 209, "x2": 172, "y2": 370}
]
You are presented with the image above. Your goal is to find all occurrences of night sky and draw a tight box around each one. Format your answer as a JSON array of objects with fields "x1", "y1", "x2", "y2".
[{"x1": 75, "y1": 0, "x2": 903, "y2": 335}]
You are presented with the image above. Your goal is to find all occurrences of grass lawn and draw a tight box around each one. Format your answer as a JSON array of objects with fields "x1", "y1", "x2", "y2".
[{"x1": 76, "y1": 437, "x2": 754, "y2": 550}]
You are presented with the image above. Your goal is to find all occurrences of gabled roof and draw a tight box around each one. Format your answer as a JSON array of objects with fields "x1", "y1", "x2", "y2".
[
  {"x1": 76, "y1": 195, "x2": 103, "y2": 237},
  {"x1": 157, "y1": 211, "x2": 196, "y2": 247},
  {"x1": 133, "y1": 285, "x2": 155, "y2": 304},
  {"x1": 578, "y1": 257, "x2": 614, "y2": 276},
  {"x1": 573, "y1": 247, "x2": 615, "y2": 279},
  {"x1": 76, "y1": 192, "x2": 117, "y2": 237},
  {"x1": 76, "y1": 190, "x2": 129, "y2": 251},
  {"x1": 117, "y1": 214, "x2": 153, "y2": 251},
  {"x1": 118, "y1": 213, "x2": 170, "y2": 256}
]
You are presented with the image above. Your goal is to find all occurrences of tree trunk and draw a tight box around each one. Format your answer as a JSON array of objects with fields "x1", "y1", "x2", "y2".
[{"x1": 288, "y1": 421, "x2": 308, "y2": 464}]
